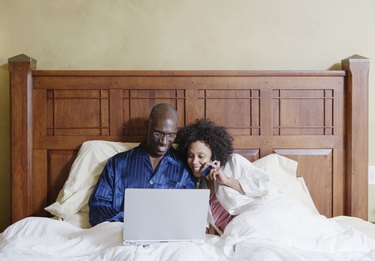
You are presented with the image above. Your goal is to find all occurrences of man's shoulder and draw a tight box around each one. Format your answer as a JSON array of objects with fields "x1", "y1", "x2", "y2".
[{"x1": 109, "y1": 144, "x2": 142, "y2": 160}]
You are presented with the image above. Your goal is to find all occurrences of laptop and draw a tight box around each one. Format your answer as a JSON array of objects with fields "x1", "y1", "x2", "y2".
[{"x1": 123, "y1": 188, "x2": 210, "y2": 246}]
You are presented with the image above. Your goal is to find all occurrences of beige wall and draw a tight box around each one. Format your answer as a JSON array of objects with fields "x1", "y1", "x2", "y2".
[{"x1": 1, "y1": 0, "x2": 374, "y2": 231}]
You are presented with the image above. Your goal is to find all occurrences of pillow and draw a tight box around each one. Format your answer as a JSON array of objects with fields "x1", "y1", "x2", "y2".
[
  {"x1": 45, "y1": 141, "x2": 139, "y2": 221},
  {"x1": 52, "y1": 211, "x2": 91, "y2": 229},
  {"x1": 252, "y1": 153, "x2": 298, "y2": 178},
  {"x1": 252, "y1": 154, "x2": 319, "y2": 214}
]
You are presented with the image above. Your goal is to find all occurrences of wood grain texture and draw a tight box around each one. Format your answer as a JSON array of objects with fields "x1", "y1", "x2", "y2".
[
  {"x1": 9, "y1": 55, "x2": 36, "y2": 222},
  {"x1": 342, "y1": 55, "x2": 370, "y2": 220}
]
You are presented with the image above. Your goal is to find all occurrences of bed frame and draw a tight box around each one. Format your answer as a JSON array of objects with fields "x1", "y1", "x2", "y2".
[{"x1": 8, "y1": 54, "x2": 369, "y2": 223}]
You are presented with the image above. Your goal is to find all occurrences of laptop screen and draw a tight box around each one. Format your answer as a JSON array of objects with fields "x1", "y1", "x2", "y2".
[{"x1": 123, "y1": 188, "x2": 210, "y2": 245}]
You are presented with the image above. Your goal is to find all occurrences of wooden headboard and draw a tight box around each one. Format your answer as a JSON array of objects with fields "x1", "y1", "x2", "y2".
[{"x1": 8, "y1": 54, "x2": 369, "y2": 223}]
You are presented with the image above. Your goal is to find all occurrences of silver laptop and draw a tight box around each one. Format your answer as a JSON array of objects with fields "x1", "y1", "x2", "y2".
[{"x1": 123, "y1": 188, "x2": 210, "y2": 246}]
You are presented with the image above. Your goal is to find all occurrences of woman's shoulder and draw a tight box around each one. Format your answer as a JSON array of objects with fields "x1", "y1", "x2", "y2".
[
  {"x1": 227, "y1": 153, "x2": 254, "y2": 165},
  {"x1": 224, "y1": 153, "x2": 256, "y2": 173}
]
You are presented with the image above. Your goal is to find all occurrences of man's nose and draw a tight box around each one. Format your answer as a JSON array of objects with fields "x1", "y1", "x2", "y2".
[{"x1": 159, "y1": 135, "x2": 168, "y2": 145}]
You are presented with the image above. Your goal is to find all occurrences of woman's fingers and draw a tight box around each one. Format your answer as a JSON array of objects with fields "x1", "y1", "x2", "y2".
[
  {"x1": 204, "y1": 160, "x2": 223, "y2": 182},
  {"x1": 212, "y1": 160, "x2": 220, "y2": 170}
]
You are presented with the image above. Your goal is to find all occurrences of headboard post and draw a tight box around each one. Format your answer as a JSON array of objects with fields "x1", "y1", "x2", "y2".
[
  {"x1": 8, "y1": 54, "x2": 37, "y2": 222},
  {"x1": 341, "y1": 54, "x2": 369, "y2": 220}
]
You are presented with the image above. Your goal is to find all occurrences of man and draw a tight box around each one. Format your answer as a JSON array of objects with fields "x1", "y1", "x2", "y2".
[{"x1": 88, "y1": 103, "x2": 195, "y2": 225}]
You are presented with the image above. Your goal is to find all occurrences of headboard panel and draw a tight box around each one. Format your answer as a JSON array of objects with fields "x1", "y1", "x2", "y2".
[{"x1": 9, "y1": 54, "x2": 369, "y2": 222}]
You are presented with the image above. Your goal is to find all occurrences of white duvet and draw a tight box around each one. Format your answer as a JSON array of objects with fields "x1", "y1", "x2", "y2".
[
  {"x1": 2, "y1": 194, "x2": 375, "y2": 261},
  {"x1": 0, "y1": 217, "x2": 223, "y2": 261}
]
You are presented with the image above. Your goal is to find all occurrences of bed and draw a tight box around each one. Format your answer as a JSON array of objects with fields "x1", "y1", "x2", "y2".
[{"x1": 2, "y1": 53, "x2": 374, "y2": 260}]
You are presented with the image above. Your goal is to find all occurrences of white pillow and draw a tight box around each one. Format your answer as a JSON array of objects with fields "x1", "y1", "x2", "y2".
[
  {"x1": 252, "y1": 154, "x2": 319, "y2": 214},
  {"x1": 252, "y1": 153, "x2": 298, "y2": 178},
  {"x1": 45, "y1": 141, "x2": 139, "y2": 221},
  {"x1": 52, "y1": 211, "x2": 91, "y2": 229}
]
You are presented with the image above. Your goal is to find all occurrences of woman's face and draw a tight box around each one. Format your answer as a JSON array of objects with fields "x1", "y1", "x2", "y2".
[{"x1": 187, "y1": 141, "x2": 212, "y2": 178}]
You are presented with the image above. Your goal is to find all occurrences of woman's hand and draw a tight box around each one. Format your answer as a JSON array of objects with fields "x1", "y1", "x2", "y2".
[
  {"x1": 205, "y1": 161, "x2": 245, "y2": 194},
  {"x1": 205, "y1": 161, "x2": 228, "y2": 185}
]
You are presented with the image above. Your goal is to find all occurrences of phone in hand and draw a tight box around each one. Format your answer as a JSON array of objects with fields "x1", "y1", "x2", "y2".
[{"x1": 200, "y1": 164, "x2": 213, "y2": 177}]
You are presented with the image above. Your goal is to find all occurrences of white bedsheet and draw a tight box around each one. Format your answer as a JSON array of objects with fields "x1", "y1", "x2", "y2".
[
  {"x1": 2, "y1": 195, "x2": 375, "y2": 261},
  {"x1": 223, "y1": 195, "x2": 375, "y2": 260},
  {"x1": 0, "y1": 217, "x2": 224, "y2": 261}
]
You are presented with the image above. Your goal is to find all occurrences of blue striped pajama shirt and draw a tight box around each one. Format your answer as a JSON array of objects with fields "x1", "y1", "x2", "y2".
[{"x1": 88, "y1": 142, "x2": 196, "y2": 225}]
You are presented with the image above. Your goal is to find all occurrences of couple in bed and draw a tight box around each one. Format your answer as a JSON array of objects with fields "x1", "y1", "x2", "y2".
[
  {"x1": 89, "y1": 102, "x2": 268, "y2": 235},
  {"x1": 88, "y1": 103, "x2": 375, "y2": 254}
]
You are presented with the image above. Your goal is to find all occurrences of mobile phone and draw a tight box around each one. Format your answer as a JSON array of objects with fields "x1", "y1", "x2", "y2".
[{"x1": 200, "y1": 164, "x2": 213, "y2": 177}]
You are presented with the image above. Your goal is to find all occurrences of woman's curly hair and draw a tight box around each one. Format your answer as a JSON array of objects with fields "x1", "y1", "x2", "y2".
[{"x1": 175, "y1": 118, "x2": 234, "y2": 167}]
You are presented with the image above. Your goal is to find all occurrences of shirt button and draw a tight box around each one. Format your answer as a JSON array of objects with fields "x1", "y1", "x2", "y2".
[{"x1": 149, "y1": 180, "x2": 154, "y2": 185}]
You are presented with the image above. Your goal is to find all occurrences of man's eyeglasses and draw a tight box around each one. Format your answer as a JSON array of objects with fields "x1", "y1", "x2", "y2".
[{"x1": 153, "y1": 131, "x2": 177, "y2": 140}]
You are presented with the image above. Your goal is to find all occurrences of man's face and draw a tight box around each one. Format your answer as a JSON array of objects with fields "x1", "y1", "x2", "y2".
[{"x1": 146, "y1": 115, "x2": 177, "y2": 158}]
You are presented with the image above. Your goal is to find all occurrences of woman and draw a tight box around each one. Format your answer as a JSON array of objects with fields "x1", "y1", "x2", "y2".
[
  {"x1": 177, "y1": 119, "x2": 375, "y2": 256},
  {"x1": 176, "y1": 118, "x2": 272, "y2": 235}
]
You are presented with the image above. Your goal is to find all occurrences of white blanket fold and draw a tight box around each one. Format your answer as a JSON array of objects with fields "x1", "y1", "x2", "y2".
[{"x1": 0, "y1": 217, "x2": 225, "y2": 261}]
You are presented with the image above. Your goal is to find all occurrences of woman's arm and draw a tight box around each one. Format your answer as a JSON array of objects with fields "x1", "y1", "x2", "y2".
[{"x1": 218, "y1": 174, "x2": 245, "y2": 194}]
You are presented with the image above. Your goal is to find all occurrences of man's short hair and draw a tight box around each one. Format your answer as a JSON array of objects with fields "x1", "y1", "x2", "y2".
[{"x1": 148, "y1": 103, "x2": 178, "y2": 124}]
